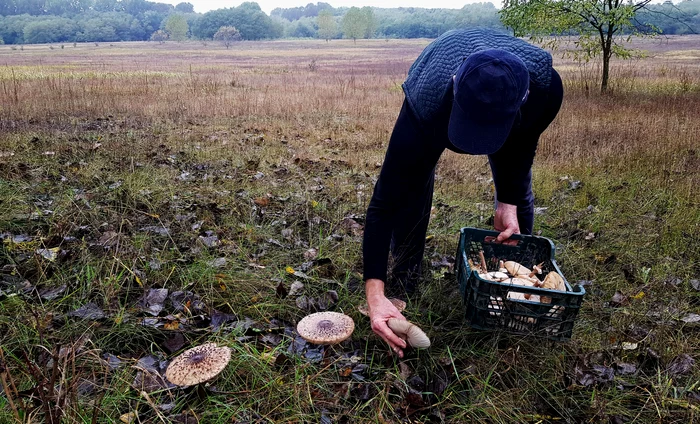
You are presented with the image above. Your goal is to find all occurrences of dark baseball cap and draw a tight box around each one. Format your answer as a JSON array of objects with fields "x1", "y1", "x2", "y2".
[{"x1": 448, "y1": 49, "x2": 530, "y2": 155}]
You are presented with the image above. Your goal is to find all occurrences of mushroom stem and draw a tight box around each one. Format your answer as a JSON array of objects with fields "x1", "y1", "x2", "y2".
[{"x1": 479, "y1": 251, "x2": 488, "y2": 273}]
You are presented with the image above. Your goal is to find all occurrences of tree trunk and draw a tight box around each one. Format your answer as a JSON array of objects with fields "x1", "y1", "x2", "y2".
[{"x1": 601, "y1": 49, "x2": 610, "y2": 93}]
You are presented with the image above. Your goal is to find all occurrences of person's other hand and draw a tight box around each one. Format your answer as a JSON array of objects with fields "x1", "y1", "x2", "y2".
[
  {"x1": 367, "y1": 292, "x2": 408, "y2": 358},
  {"x1": 494, "y1": 201, "x2": 520, "y2": 244}
]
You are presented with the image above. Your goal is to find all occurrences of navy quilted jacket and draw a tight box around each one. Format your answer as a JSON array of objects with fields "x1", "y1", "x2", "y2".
[{"x1": 402, "y1": 28, "x2": 553, "y2": 123}]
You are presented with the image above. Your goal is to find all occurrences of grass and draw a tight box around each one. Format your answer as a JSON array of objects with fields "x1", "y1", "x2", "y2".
[{"x1": 0, "y1": 37, "x2": 699, "y2": 423}]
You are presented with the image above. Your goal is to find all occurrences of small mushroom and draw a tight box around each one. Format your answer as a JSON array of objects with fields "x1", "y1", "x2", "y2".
[
  {"x1": 296, "y1": 311, "x2": 355, "y2": 345},
  {"x1": 478, "y1": 251, "x2": 488, "y2": 274},
  {"x1": 165, "y1": 343, "x2": 231, "y2": 387},
  {"x1": 386, "y1": 318, "x2": 430, "y2": 348},
  {"x1": 503, "y1": 261, "x2": 532, "y2": 277},
  {"x1": 357, "y1": 298, "x2": 406, "y2": 317}
]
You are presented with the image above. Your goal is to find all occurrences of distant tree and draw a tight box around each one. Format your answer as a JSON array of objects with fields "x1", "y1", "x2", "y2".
[
  {"x1": 150, "y1": 29, "x2": 168, "y2": 43},
  {"x1": 164, "y1": 14, "x2": 188, "y2": 41},
  {"x1": 193, "y1": 3, "x2": 281, "y2": 40},
  {"x1": 342, "y1": 7, "x2": 365, "y2": 43},
  {"x1": 175, "y1": 2, "x2": 195, "y2": 13},
  {"x1": 317, "y1": 9, "x2": 337, "y2": 41},
  {"x1": 361, "y1": 6, "x2": 377, "y2": 38},
  {"x1": 213, "y1": 25, "x2": 242, "y2": 48},
  {"x1": 500, "y1": 0, "x2": 661, "y2": 92},
  {"x1": 23, "y1": 17, "x2": 77, "y2": 43}
]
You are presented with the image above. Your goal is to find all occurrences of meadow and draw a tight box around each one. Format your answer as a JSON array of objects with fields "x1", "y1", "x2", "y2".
[{"x1": 0, "y1": 36, "x2": 699, "y2": 423}]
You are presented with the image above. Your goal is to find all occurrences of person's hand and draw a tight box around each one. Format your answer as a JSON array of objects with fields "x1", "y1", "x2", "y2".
[
  {"x1": 494, "y1": 201, "x2": 520, "y2": 244},
  {"x1": 365, "y1": 279, "x2": 407, "y2": 357}
]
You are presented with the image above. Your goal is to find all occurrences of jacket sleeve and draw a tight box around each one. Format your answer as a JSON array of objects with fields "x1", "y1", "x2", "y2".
[{"x1": 488, "y1": 69, "x2": 564, "y2": 207}]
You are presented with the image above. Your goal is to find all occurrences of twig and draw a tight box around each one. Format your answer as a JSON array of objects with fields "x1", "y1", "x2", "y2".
[{"x1": 0, "y1": 368, "x2": 20, "y2": 423}]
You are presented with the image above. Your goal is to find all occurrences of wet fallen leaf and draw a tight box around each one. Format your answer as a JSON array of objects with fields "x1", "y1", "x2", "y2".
[
  {"x1": 210, "y1": 310, "x2": 237, "y2": 331},
  {"x1": 198, "y1": 233, "x2": 220, "y2": 248},
  {"x1": 681, "y1": 313, "x2": 700, "y2": 324},
  {"x1": 691, "y1": 280, "x2": 700, "y2": 291},
  {"x1": 289, "y1": 281, "x2": 304, "y2": 296},
  {"x1": 139, "y1": 288, "x2": 168, "y2": 316},
  {"x1": 667, "y1": 354, "x2": 695, "y2": 376},
  {"x1": 610, "y1": 291, "x2": 628, "y2": 307},
  {"x1": 163, "y1": 333, "x2": 186, "y2": 353},
  {"x1": 254, "y1": 197, "x2": 269, "y2": 207},
  {"x1": 576, "y1": 363, "x2": 614, "y2": 387},
  {"x1": 304, "y1": 248, "x2": 318, "y2": 261},
  {"x1": 208, "y1": 257, "x2": 227, "y2": 268},
  {"x1": 614, "y1": 363, "x2": 637, "y2": 375},
  {"x1": 140, "y1": 226, "x2": 170, "y2": 236},
  {"x1": 39, "y1": 285, "x2": 67, "y2": 301},
  {"x1": 67, "y1": 302, "x2": 105, "y2": 320},
  {"x1": 163, "y1": 320, "x2": 179, "y2": 330},
  {"x1": 36, "y1": 247, "x2": 60, "y2": 261},
  {"x1": 339, "y1": 367, "x2": 353, "y2": 377}
]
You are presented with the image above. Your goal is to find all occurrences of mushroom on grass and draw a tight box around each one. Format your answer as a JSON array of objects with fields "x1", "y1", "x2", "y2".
[
  {"x1": 296, "y1": 311, "x2": 355, "y2": 345},
  {"x1": 165, "y1": 343, "x2": 231, "y2": 387}
]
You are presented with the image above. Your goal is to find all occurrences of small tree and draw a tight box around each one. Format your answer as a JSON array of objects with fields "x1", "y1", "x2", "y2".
[
  {"x1": 342, "y1": 7, "x2": 365, "y2": 43},
  {"x1": 213, "y1": 26, "x2": 242, "y2": 49},
  {"x1": 164, "y1": 14, "x2": 189, "y2": 42},
  {"x1": 500, "y1": 0, "x2": 660, "y2": 92},
  {"x1": 317, "y1": 9, "x2": 337, "y2": 42},
  {"x1": 361, "y1": 6, "x2": 377, "y2": 39},
  {"x1": 150, "y1": 29, "x2": 169, "y2": 44}
]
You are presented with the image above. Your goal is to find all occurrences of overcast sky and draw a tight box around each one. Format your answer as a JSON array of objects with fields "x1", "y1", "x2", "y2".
[{"x1": 160, "y1": 1, "x2": 491, "y2": 14}]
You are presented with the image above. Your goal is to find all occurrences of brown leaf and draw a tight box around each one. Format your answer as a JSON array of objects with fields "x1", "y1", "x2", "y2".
[{"x1": 254, "y1": 197, "x2": 269, "y2": 207}]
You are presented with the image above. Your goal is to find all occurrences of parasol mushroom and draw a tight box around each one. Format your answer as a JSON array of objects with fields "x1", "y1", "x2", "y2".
[
  {"x1": 541, "y1": 271, "x2": 567, "y2": 304},
  {"x1": 503, "y1": 261, "x2": 532, "y2": 277},
  {"x1": 386, "y1": 319, "x2": 431, "y2": 348},
  {"x1": 296, "y1": 311, "x2": 355, "y2": 345},
  {"x1": 357, "y1": 298, "x2": 406, "y2": 317},
  {"x1": 165, "y1": 343, "x2": 231, "y2": 387}
]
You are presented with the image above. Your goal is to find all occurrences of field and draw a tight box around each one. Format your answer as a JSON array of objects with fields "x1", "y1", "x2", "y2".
[{"x1": 0, "y1": 36, "x2": 699, "y2": 423}]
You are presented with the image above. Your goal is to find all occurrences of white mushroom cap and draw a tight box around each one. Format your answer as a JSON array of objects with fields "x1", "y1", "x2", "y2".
[
  {"x1": 165, "y1": 343, "x2": 231, "y2": 386},
  {"x1": 296, "y1": 311, "x2": 355, "y2": 345},
  {"x1": 386, "y1": 319, "x2": 430, "y2": 348},
  {"x1": 357, "y1": 298, "x2": 406, "y2": 316}
]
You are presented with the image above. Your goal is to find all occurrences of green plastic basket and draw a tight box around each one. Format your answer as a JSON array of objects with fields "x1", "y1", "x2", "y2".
[{"x1": 455, "y1": 227, "x2": 585, "y2": 341}]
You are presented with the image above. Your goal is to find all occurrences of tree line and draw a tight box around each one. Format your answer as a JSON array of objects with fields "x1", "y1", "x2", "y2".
[{"x1": 0, "y1": 0, "x2": 698, "y2": 45}]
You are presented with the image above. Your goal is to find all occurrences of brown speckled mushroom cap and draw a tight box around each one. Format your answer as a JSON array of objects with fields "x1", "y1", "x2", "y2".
[
  {"x1": 296, "y1": 311, "x2": 355, "y2": 345},
  {"x1": 357, "y1": 298, "x2": 406, "y2": 317},
  {"x1": 165, "y1": 343, "x2": 231, "y2": 386}
]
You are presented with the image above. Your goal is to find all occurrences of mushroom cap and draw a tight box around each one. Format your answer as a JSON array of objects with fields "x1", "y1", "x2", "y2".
[
  {"x1": 296, "y1": 311, "x2": 355, "y2": 345},
  {"x1": 357, "y1": 298, "x2": 406, "y2": 317},
  {"x1": 504, "y1": 261, "x2": 532, "y2": 277},
  {"x1": 165, "y1": 343, "x2": 231, "y2": 386},
  {"x1": 542, "y1": 272, "x2": 566, "y2": 291},
  {"x1": 386, "y1": 319, "x2": 431, "y2": 348}
]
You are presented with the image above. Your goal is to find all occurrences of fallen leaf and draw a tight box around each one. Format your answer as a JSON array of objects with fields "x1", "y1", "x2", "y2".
[
  {"x1": 120, "y1": 412, "x2": 138, "y2": 423},
  {"x1": 163, "y1": 333, "x2": 185, "y2": 353},
  {"x1": 140, "y1": 226, "x2": 170, "y2": 236},
  {"x1": 691, "y1": 280, "x2": 700, "y2": 291},
  {"x1": 208, "y1": 257, "x2": 227, "y2": 268},
  {"x1": 667, "y1": 354, "x2": 695, "y2": 376},
  {"x1": 39, "y1": 285, "x2": 67, "y2": 300},
  {"x1": 139, "y1": 288, "x2": 169, "y2": 316},
  {"x1": 163, "y1": 320, "x2": 179, "y2": 330},
  {"x1": 289, "y1": 281, "x2": 304, "y2": 296},
  {"x1": 254, "y1": 197, "x2": 269, "y2": 207},
  {"x1": 67, "y1": 302, "x2": 105, "y2": 320},
  {"x1": 304, "y1": 248, "x2": 318, "y2": 261},
  {"x1": 681, "y1": 313, "x2": 700, "y2": 324},
  {"x1": 614, "y1": 363, "x2": 637, "y2": 375},
  {"x1": 36, "y1": 247, "x2": 60, "y2": 261},
  {"x1": 610, "y1": 291, "x2": 628, "y2": 307}
]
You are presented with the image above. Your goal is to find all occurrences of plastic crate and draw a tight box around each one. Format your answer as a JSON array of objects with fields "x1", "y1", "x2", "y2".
[{"x1": 455, "y1": 227, "x2": 585, "y2": 341}]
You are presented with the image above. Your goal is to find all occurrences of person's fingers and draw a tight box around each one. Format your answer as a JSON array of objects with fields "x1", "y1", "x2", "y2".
[
  {"x1": 496, "y1": 226, "x2": 515, "y2": 243},
  {"x1": 372, "y1": 319, "x2": 407, "y2": 349}
]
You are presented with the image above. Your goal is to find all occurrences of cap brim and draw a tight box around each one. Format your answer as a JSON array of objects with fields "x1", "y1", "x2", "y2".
[{"x1": 448, "y1": 99, "x2": 516, "y2": 155}]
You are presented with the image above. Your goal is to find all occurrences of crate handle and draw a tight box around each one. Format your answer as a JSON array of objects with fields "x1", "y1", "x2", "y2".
[{"x1": 484, "y1": 235, "x2": 522, "y2": 246}]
